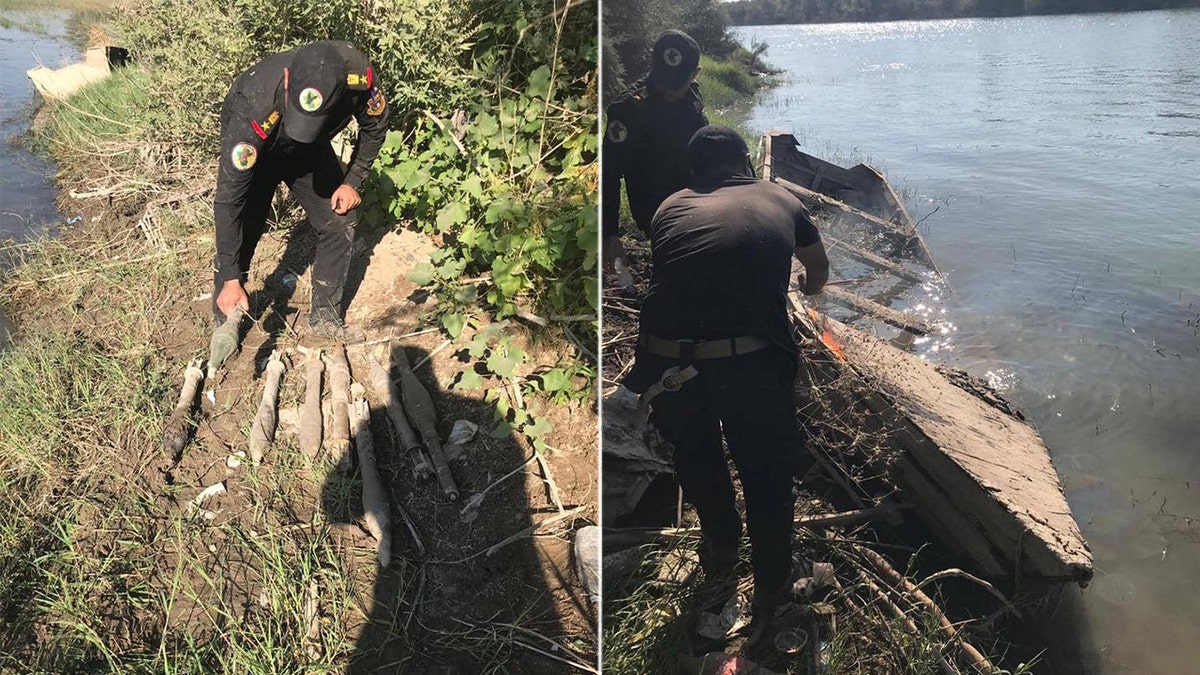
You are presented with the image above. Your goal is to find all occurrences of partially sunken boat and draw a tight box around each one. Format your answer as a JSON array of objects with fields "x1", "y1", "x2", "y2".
[
  {"x1": 27, "y1": 46, "x2": 128, "y2": 102},
  {"x1": 765, "y1": 131, "x2": 1092, "y2": 583}
]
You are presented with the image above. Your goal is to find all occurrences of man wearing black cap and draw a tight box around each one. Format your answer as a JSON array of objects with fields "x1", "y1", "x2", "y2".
[
  {"x1": 627, "y1": 125, "x2": 829, "y2": 638},
  {"x1": 602, "y1": 29, "x2": 708, "y2": 273},
  {"x1": 213, "y1": 40, "x2": 389, "y2": 336}
]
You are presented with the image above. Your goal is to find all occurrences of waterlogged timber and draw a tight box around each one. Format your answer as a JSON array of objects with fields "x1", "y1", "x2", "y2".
[{"x1": 765, "y1": 133, "x2": 1093, "y2": 583}]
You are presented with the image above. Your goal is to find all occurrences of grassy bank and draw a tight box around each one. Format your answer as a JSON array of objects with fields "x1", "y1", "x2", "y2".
[{"x1": 1, "y1": 0, "x2": 597, "y2": 671}]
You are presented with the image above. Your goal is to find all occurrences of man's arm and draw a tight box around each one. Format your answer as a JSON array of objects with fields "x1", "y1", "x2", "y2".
[
  {"x1": 793, "y1": 242, "x2": 829, "y2": 295},
  {"x1": 213, "y1": 93, "x2": 261, "y2": 313},
  {"x1": 601, "y1": 109, "x2": 629, "y2": 270},
  {"x1": 792, "y1": 200, "x2": 829, "y2": 295},
  {"x1": 344, "y1": 79, "x2": 389, "y2": 191}
]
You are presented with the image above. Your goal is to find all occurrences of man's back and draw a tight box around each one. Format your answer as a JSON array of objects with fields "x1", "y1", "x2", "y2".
[{"x1": 640, "y1": 177, "x2": 819, "y2": 349}]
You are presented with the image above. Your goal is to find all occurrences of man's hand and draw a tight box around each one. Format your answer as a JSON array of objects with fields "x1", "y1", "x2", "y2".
[
  {"x1": 216, "y1": 279, "x2": 250, "y2": 317},
  {"x1": 331, "y1": 184, "x2": 361, "y2": 215},
  {"x1": 603, "y1": 235, "x2": 628, "y2": 272}
]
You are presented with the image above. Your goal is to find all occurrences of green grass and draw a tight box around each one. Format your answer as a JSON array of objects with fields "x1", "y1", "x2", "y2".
[{"x1": 0, "y1": 59, "x2": 368, "y2": 667}]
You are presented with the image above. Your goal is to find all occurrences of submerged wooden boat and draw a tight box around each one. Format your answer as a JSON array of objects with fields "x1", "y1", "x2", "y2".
[
  {"x1": 765, "y1": 132, "x2": 1092, "y2": 583},
  {"x1": 27, "y1": 46, "x2": 128, "y2": 102}
]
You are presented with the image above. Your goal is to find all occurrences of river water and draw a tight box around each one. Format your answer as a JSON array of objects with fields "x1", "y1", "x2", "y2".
[
  {"x1": 0, "y1": 8, "x2": 81, "y2": 343},
  {"x1": 737, "y1": 10, "x2": 1199, "y2": 673}
]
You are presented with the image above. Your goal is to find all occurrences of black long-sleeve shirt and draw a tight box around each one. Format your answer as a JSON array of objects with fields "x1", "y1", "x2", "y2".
[
  {"x1": 213, "y1": 41, "x2": 389, "y2": 283},
  {"x1": 601, "y1": 76, "x2": 708, "y2": 240}
]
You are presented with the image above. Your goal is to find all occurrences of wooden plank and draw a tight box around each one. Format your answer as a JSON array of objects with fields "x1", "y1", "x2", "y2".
[
  {"x1": 821, "y1": 285, "x2": 931, "y2": 336},
  {"x1": 775, "y1": 177, "x2": 920, "y2": 246},
  {"x1": 789, "y1": 301, "x2": 1093, "y2": 582},
  {"x1": 826, "y1": 236, "x2": 928, "y2": 284}
]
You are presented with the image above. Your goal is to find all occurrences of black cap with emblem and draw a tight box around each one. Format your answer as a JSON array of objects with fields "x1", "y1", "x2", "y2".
[
  {"x1": 283, "y1": 42, "x2": 348, "y2": 144},
  {"x1": 650, "y1": 30, "x2": 701, "y2": 88}
]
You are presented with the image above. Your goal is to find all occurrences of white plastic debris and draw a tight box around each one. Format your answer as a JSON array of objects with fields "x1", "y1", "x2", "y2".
[
  {"x1": 443, "y1": 419, "x2": 479, "y2": 463},
  {"x1": 188, "y1": 481, "x2": 226, "y2": 520},
  {"x1": 697, "y1": 593, "x2": 748, "y2": 640}
]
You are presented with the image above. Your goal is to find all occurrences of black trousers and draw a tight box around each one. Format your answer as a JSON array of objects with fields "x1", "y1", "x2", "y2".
[
  {"x1": 649, "y1": 347, "x2": 802, "y2": 601},
  {"x1": 213, "y1": 144, "x2": 356, "y2": 320}
]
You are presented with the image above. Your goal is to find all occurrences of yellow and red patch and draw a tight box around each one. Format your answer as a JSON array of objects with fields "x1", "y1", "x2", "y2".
[{"x1": 251, "y1": 110, "x2": 280, "y2": 140}]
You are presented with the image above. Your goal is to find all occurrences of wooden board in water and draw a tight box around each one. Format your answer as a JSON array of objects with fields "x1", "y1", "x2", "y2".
[{"x1": 792, "y1": 301, "x2": 1093, "y2": 583}]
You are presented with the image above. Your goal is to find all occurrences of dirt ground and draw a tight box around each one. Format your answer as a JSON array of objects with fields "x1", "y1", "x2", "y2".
[{"x1": 86, "y1": 207, "x2": 598, "y2": 671}]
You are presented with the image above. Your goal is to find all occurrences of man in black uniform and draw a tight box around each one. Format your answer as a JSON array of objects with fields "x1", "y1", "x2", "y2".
[
  {"x1": 627, "y1": 125, "x2": 830, "y2": 634},
  {"x1": 213, "y1": 40, "x2": 389, "y2": 335},
  {"x1": 602, "y1": 30, "x2": 708, "y2": 272}
]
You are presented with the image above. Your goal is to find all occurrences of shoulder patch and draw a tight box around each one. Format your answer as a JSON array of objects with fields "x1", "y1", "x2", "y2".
[
  {"x1": 607, "y1": 119, "x2": 628, "y2": 143},
  {"x1": 366, "y1": 87, "x2": 386, "y2": 116},
  {"x1": 231, "y1": 142, "x2": 257, "y2": 171},
  {"x1": 251, "y1": 110, "x2": 280, "y2": 140}
]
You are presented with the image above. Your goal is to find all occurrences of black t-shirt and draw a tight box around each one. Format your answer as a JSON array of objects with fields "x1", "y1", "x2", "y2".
[{"x1": 639, "y1": 177, "x2": 820, "y2": 354}]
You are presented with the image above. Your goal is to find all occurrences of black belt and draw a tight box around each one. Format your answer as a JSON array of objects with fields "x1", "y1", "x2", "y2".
[{"x1": 640, "y1": 334, "x2": 770, "y2": 360}]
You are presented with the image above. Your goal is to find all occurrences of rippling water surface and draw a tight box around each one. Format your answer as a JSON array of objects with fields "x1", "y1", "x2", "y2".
[{"x1": 738, "y1": 11, "x2": 1199, "y2": 673}]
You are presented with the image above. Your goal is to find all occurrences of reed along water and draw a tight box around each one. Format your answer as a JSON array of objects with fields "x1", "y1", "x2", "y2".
[{"x1": 737, "y1": 10, "x2": 1199, "y2": 673}]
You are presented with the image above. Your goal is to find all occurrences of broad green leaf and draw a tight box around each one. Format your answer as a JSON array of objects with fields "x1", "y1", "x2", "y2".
[
  {"x1": 490, "y1": 421, "x2": 512, "y2": 439},
  {"x1": 462, "y1": 174, "x2": 484, "y2": 199},
  {"x1": 527, "y1": 65, "x2": 552, "y2": 99},
  {"x1": 486, "y1": 353, "x2": 517, "y2": 378},
  {"x1": 474, "y1": 113, "x2": 499, "y2": 137},
  {"x1": 407, "y1": 262, "x2": 435, "y2": 286},
  {"x1": 583, "y1": 276, "x2": 598, "y2": 310},
  {"x1": 436, "y1": 202, "x2": 469, "y2": 232},
  {"x1": 538, "y1": 369, "x2": 571, "y2": 392},
  {"x1": 453, "y1": 285, "x2": 478, "y2": 305},
  {"x1": 467, "y1": 337, "x2": 488, "y2": 358},
  {"x1": 454, "y1": 368, "x2": 483, "y2": 390},
  {"x1": 524, "y1": 416, "x2": 553, "y2": 439},
  {"x1": 442, "y1": 312, "x2": 465, "y2": 338}
]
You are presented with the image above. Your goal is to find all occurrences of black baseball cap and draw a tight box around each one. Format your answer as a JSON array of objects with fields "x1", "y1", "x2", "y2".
[
  {"x1": 283, "y1": 42, "x2": 347, "y2": 144},
  {"x1": 650, "y1": 30, "x2": 701, "y2": 88},
  {"x1": 688, "y1": 125, "x2": 750, "y2": 175}
]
